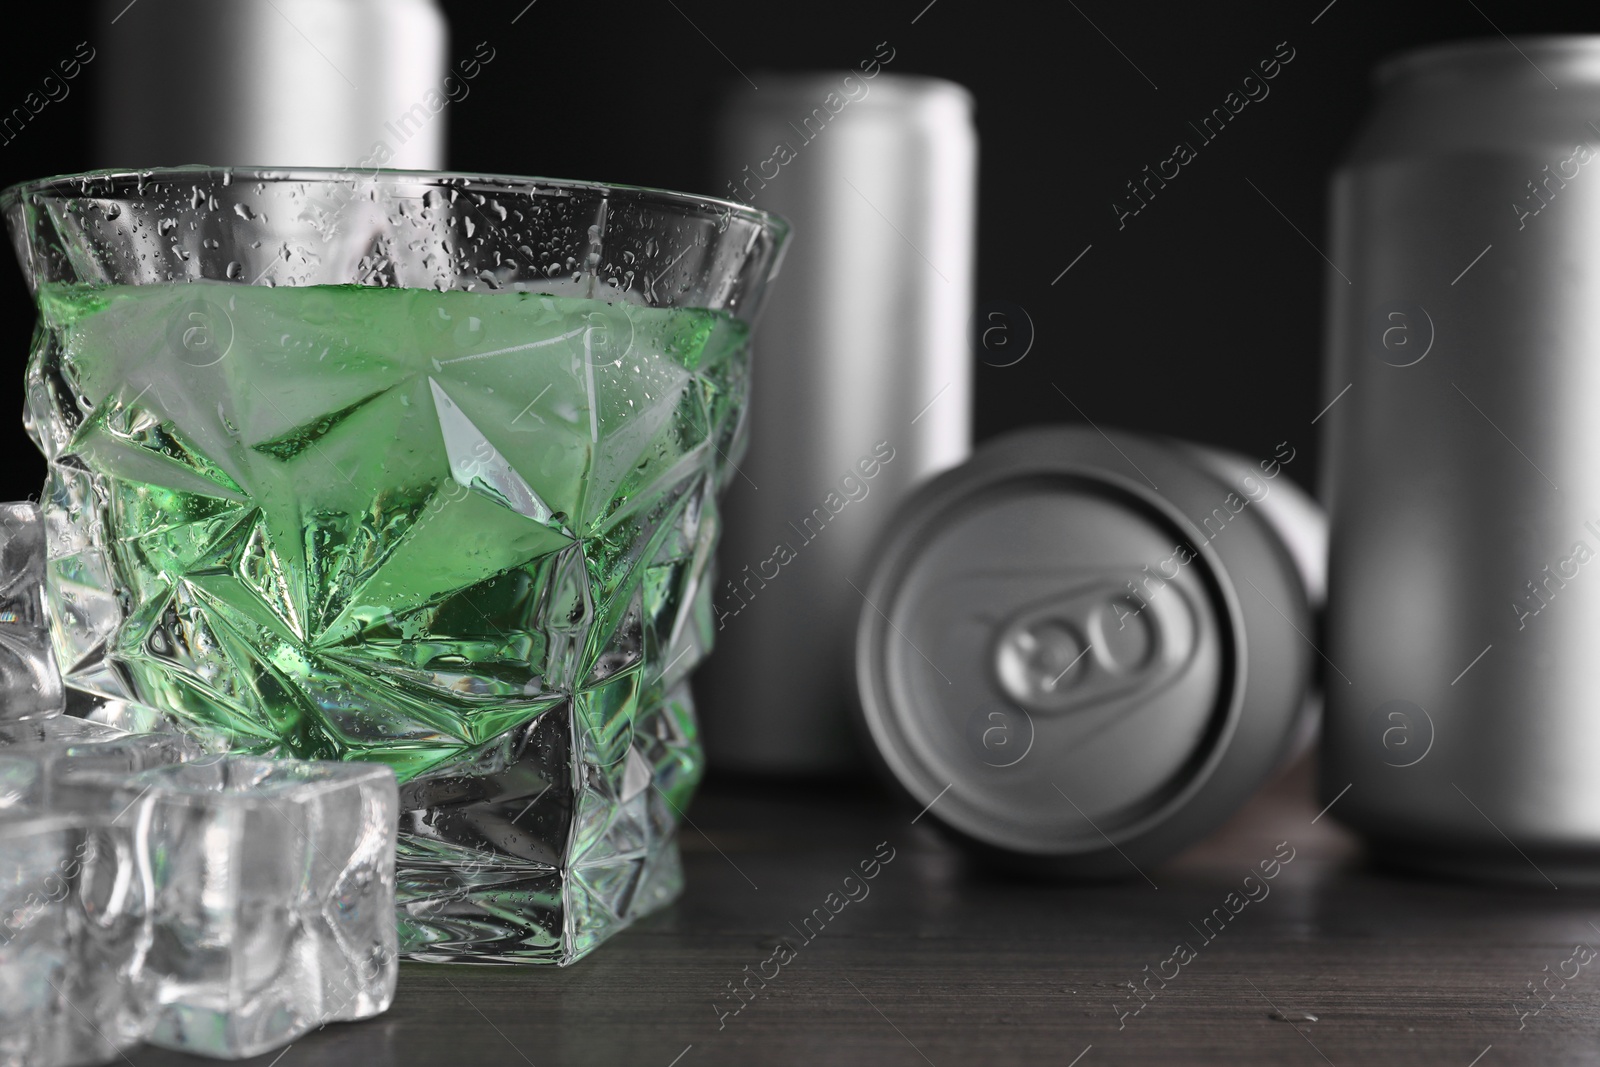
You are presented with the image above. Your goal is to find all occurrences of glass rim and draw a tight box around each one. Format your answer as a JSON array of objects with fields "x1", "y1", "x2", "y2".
[{"x1": 0, "y1": 164, "x2": 792, "y2": 243}]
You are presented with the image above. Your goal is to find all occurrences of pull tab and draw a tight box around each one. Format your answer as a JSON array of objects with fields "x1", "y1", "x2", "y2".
[{"x1": 990, "y1": 576, "x2": 1198, "y2": 715}]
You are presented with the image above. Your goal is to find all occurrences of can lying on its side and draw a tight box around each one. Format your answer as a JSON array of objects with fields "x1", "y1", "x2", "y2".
[
  {"x1": 854, "y1": 426, "x2": 1325, "y2": 875},
  {"x1": 1321, "y1": 37, "x2": 1600, "y2": 884}
]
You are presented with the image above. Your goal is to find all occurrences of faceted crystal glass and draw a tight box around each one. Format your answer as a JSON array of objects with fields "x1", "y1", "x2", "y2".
[{"x1": 2, "y1": 167, "x2": 788, "y2": 962}]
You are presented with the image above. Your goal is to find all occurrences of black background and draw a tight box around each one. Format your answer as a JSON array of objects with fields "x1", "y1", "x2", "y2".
[{"x1": 1, "y1": 0, "x2": 1597, "y2": 501}]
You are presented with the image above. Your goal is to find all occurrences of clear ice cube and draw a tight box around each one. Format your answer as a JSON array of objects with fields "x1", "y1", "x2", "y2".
[
  {"x1": 0, "y1": 812, "x2": 145, "y2": 1067},
  {"x1": 0, "y1": 502, "x2": 63, "y2": 721},
  {"x1": 0, "y1": 717, "x2": 198, "y2": 813},
  {"x1": 110, "y1": 756, "x2": 398, "y2": 1058}
]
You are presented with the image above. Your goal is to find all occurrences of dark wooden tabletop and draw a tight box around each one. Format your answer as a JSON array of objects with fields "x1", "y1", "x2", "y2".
[{"x1": 136, "y1": 752, "x2": 1600, "y2": 1067}]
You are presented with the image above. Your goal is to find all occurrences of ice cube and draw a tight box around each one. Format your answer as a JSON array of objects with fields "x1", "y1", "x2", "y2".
[
  {"x1": 0, "y1": 812, "x2": 146, "y2": 1067},
  {"x1": 110, "y1": 756, "x2": 398, "y2": 1058},
  {"x1": 0, "y1": 717, "x2": 198, "y2": 813},
  {"x1": 0, "y1": 501, "x2": 64, "y2": 721}
]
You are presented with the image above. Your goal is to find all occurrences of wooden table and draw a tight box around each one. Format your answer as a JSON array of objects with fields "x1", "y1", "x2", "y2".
[{"x1": 139, "y1": 754, "x2": 1598, "y2": 1066}]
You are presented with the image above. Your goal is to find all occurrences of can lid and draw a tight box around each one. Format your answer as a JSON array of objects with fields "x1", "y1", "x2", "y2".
[
  {"x1": 1373, "y1": 35, "x2": 1600, "y2": 90},
  {"x1": 855, "y1": 427, "x2": 1313, "y2": 869},
  {"x1": 718, "y1": 71, "x2": 976, "y2": 116}
]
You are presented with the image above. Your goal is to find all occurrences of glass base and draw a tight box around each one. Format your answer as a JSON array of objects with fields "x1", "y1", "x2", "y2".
[{"x1": 395, "y1": 832, "x2": 685, "y2": 964}]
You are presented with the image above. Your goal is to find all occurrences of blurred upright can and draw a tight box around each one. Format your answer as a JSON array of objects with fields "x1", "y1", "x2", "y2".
[
  {"x1": 1321, "y1": 37, "x2": 1600, "y2": 882},
  {"x1": 94, "y1": 0, "x2": 449, "y2": 169},
  {"x1": 701, "y1": 69, "x2": 977, "y2": 773}
]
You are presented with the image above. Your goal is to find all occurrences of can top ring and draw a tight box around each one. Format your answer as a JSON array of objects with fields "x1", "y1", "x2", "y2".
[
  {"x1": 1375, "y1": 34, "x2": 1600, "y2": 88},
  {"x1": 720, "y1": 71, "x2": 975, "y2": 114}
]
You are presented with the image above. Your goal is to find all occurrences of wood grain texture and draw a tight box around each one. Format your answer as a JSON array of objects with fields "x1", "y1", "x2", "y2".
[{"x1": 134, "y1": 755, "x2": 1600, "y2": 1066}]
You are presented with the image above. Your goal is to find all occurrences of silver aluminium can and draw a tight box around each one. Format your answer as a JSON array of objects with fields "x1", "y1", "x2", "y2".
[
  {"x1": 699, "y1": 70, "x2": 977, "y2": 773},
  {"x1": 94, "y1": 0, "x2": 449, "y2": 169},
  {"x1": 1321, "y1": 37, "x2": 1600, "y2": 883},
  {"x1": 854, "y1": 427, "x2": 1322, "y2": 873}
]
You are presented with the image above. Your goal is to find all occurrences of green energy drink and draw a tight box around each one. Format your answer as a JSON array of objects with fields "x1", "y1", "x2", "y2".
[{"x1": 34, "y1": 282, "x2": 746, "y2": 785}]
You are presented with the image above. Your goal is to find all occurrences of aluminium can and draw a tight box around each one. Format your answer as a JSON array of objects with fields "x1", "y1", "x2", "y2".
[
  {"x1": 855, "y1": 426, "x2": 1323, "y2": 874},
  {"x1": 93, "y1": 0, "x2": 448, "y2": 169},
  {"x1": 1321, "y1": 37, "x2": 1600, "y2": 883},
  {"x1": 699, "y1": 71, "x2": 977, "y2": 774}
]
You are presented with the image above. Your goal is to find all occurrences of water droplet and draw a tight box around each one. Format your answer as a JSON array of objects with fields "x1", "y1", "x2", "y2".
[{"x1": 226, "y1": 261, "x2": 243, "y2": 280}]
